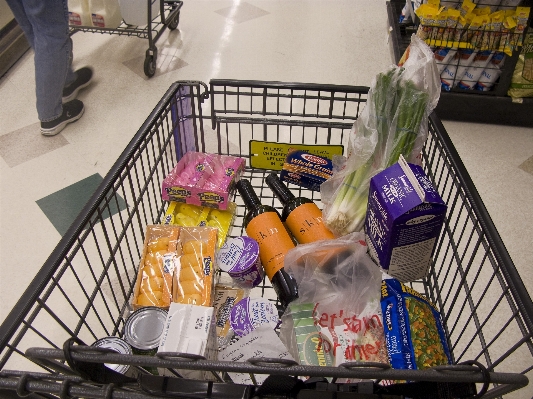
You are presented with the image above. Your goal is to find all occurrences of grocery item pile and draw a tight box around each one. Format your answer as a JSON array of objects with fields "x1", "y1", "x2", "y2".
[
  {"x1": 89, "y1": 34, "x2": 459, "y2": 388},
  {"x1": 399, "y1": 0, "x2": 530, "y2": 92}
]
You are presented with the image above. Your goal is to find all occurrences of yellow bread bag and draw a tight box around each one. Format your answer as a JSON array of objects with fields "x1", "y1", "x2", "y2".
[
  {"x1": 173, "y1": 226, "x2": 218, "y2": 306},
  {"x1": 133, "y1": 225, "x2": 180, "y2": 310}
]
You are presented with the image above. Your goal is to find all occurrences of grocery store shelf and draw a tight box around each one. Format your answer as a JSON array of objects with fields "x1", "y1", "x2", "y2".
[
  {"x1": 386, "y1": 1, "x2": 533, "y2": 127},
  {"x1": 0, "y1": 19, "x2": 30, "y2": 79}
]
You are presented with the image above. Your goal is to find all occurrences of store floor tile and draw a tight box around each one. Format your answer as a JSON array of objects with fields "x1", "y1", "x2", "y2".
[
  {"x1": 214, "y1": 1, "x2": 270, "y2": 24},
  {"x1": 519, "y1": 155, "x2": 533, "y2": 176},
  {"x1": 36, "y1": 173, "x2": 127, "y2": 236},
  {"x1": 0, "y1": 123, "x2": 69, "y2": 168},
  {"x1": 123, "y1": 48, "x2": 188, "y2": 80}
]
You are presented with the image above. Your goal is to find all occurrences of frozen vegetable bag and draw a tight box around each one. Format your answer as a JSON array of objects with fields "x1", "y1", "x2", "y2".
[
  {"x1": 381, "y1": 277, "x2": 452, "y2": 370},
  {"x1": 321, "y1": 35, "x2": 441, "y2": 236}
]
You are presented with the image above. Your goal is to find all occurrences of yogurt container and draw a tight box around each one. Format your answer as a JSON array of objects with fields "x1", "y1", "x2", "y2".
[
  {"x1": 216, "y1": 237, "x2": 263, "y2": 288},
  {"x1": 229, "y1": 297, "x2": 279, "y2": 337}
]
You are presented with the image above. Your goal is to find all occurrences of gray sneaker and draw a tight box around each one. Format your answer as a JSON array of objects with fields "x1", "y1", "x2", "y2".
[
  {"x1": 63, "y1": 67, "x2": 94, "y2": 102},
  {"x1": 40, "y1": 99, "x2": 85, "y2": 136}
]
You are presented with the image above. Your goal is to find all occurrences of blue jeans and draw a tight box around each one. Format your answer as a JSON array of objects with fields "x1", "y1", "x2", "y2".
[{"x1": 6, "y1": 0, "x2": 76, "y2": 122}]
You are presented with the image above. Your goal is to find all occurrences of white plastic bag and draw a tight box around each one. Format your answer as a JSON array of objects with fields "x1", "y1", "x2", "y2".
[{"x1": 279, "y1": 232, "x2": 387, "y2": 379}]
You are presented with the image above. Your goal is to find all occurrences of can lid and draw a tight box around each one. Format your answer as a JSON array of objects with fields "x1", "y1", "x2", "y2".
[
  {"x1": 92, "y1": 337, "x2": 132, "y2": 374},
  {"x1": 124, "y1": 307, "x2": 167, "y2": 350}
]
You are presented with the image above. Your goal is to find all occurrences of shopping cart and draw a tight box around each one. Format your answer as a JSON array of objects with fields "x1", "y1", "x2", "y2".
[
  {"x1": 0, "y1": 80, "x2": 532, "y2": 399},
  {"x1": 70, "y1": 0, "x2": 183, "y2": 77}
]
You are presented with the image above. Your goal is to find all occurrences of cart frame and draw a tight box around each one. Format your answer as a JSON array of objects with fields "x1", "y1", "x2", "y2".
[{"x1": 0, "y1": 80, "x2": 532, "y2": 399}]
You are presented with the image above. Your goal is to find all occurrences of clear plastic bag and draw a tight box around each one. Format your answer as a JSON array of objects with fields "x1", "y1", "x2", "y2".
[
  {"x1": 321, "y1": 35, "x2": 440, "y2": 236},
  {"x1": 133, "y1": 225, "x2": 181, "y2": 309},
  {"x1": 279, "y1": 232, "x2": 387, "y2": 378}
]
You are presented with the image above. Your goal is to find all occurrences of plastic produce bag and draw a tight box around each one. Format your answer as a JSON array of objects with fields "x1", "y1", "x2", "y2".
[
  {"x1": 279, "y1": 232, "x2": 387, "y2": 379},
  {"x1": 321, "y1": 35, "x2": 440, "y2": 236}
]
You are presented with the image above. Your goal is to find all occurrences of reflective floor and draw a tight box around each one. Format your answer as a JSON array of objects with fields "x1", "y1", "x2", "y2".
[{"x1": 0, "y1": 0, "x2": 532, "y2": 395}]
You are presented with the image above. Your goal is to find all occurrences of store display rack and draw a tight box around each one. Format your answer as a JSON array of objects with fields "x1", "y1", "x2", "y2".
[{"x1": 387, "y1": 0, "x2": 533, "y2": 127}]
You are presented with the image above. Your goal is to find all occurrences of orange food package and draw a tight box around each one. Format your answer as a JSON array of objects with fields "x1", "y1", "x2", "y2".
[
  {"x1": 173, "y1": 226, "x2": 218, "y2": 307},
  {"x1": 133, "y1": 225, "x2": 181, "y2": 310}
]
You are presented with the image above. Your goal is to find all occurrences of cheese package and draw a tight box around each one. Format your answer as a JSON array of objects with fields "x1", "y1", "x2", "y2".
[
  {"x1": 132, "y1": 225, "x2": 180, "y2": 310},
  {"x1": 173, "y1": 226, "x2": 218, "y2": 307}
]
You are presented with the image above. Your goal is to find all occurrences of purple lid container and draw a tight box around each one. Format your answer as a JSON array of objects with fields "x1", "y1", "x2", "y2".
[
  {"x1": 216, "y1": 237, "x2": 264, "y2": 288},
  {"x1": 229, "y1": 297, "x2": 279, "y2": 337}
]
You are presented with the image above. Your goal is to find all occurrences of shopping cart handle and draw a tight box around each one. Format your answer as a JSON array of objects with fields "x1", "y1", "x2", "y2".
[
  {"x1": 156, "y1": 352, "x2": 207, "y2": 361},
  {"x1": 338, "y1": 361, "x2": 391, "y2": 370},
  {"x1": 246, "y1": 357, "x2": 298, "y2": 368}
]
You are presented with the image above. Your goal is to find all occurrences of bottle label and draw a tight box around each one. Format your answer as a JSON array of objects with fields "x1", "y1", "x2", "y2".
[
  {"x1": 285, "y1": 203, "x2": 335, "y2": 244},
  {"x1": 246, "y1": 212, "x2": 295, "y2": 280}
]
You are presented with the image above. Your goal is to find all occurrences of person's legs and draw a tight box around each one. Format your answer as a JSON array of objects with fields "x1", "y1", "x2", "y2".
[
  {"x1": 26, "y1": 0, "x2": 74, "y2": 122},
  {"x1": 5, "y1": 0, "x2": 36, "y2": 49},
  {"x1": 21, "y1": 0, "x2": 76, "y2": 122},
  {"x1": 6, "y1": 0, "x2": 92, "y2": 135}
]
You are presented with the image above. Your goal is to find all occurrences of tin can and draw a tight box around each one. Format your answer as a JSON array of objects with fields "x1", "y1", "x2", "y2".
[
  {"x1": 124, "y1": 307, "x2": 167, "y2": 375},
  {"x1": 124, "y1": 307, "x2": 167, "y2": 354},
  {"x1": 216, "y1": 236, "x2": 264, "y2": 288},
  {"x1": 91, "y1": 337, "x2": 135, "y2": 377}
]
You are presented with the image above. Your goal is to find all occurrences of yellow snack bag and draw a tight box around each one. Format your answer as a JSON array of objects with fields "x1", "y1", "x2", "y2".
[
  {"x1": 163, "y1": 201, "x2": 236, "y2": 248},
  {"x1": 443, "y1": 8, "x2": 460, "y2": 45},
  {"x1": 514, "y1": 7, "x2": 531, "y2": 47},
  {"x1": 499, "y1": 15, "x2": 517, "y2": 55},
  {"x1": 468, "y1": 15, "x2": 486, "y2": 48},
  {"x1": 416, "y1": 4, "x2": 441, "y2": 41},
  {"x1": 454, "y1": 15, "x2": 468, "y2": 43},
  {"x1": 435, "y1": 9, "x2": 448, "y2": 42},
  {"x1": 472, "y1": 6, "x2": 491, "y2": 16},
  {"x1": 486, "y1": 11, "x2": 505, "y2": 50},
  {"x1": 459, "y1": 0, "x2": 476, "y2": 17}
]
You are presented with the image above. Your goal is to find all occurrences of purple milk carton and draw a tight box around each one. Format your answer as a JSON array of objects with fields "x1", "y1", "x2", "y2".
[{"x1": 364, "y1": 156, "x2": 447, "y2": 282}]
